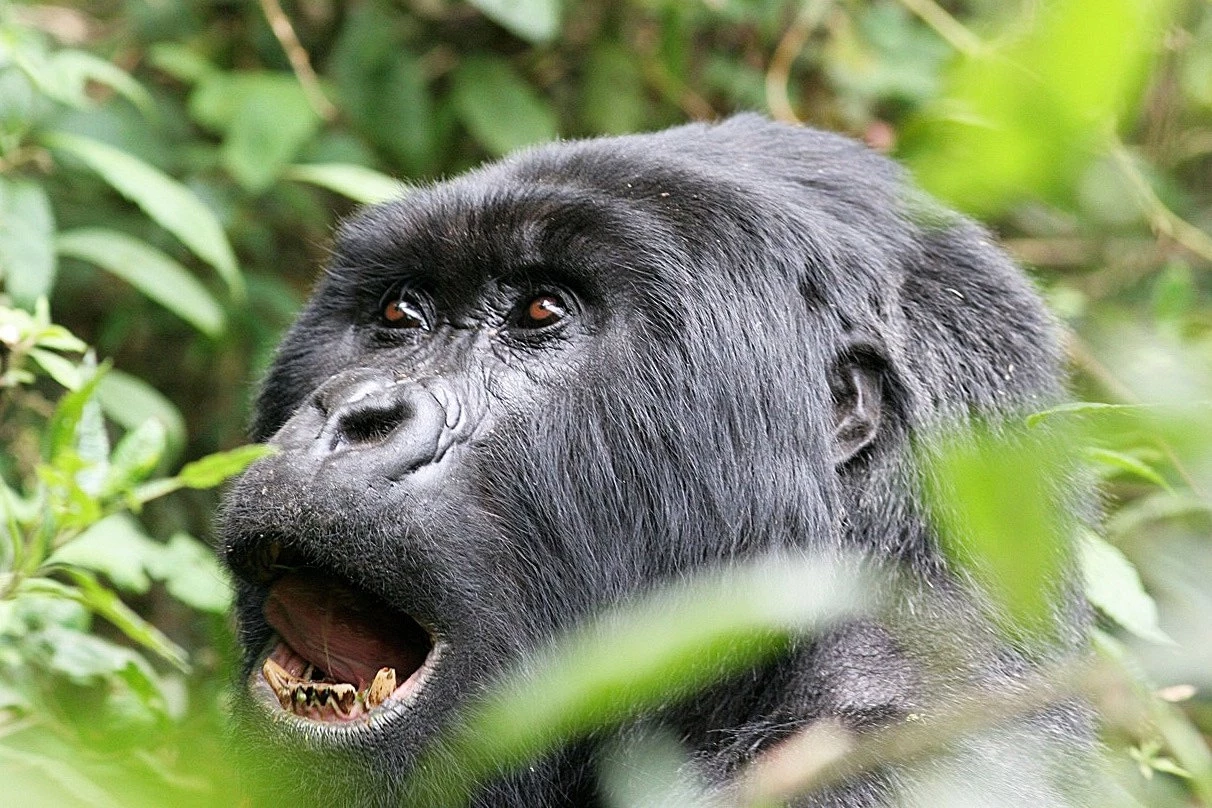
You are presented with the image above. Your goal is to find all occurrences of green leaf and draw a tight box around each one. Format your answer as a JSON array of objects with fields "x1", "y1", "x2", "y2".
[
  {"x1": 149, "y1": 533, "x2": 232, "y2": 613},
  {"x1": 283, "y1": 163, "x2": 409, "y2": 205},
  {"x1": 57, "y1": 569, "x2": 190, "y2": 671},
  {"x1": 105, "y1": 418, "x2": 167, "y2": 494},
  {"x1": 1085, "y1": 447, "x2": 1171, "y2": 491},
  {"x1": 188, "y1": 72, "x2": 322, "y2": 191},
  {"x1": 1080, "y1": 531, "x2": 1172, "y2": 645},
  {"x1": 56, "y1": 228, "x2": 225, "y2": 336},
  {"x1": 40, "y1": 622, "x2": 154, "y2": 684},
  {"x1": 451, "y1": 56, "x2": 558, "y2": 156},
  {"x1": 468, "y1": 0, "x2": 561, "y2": 44},
  {"x1": 41, "y1": 131, "x2": 242, "y2": 297},
  {"x1": 46, "y1": 51, "x2": 153, "y2": 113},
  {"x1": 146, "y1": 43, "x2": 217, "y2": 85},
  {"x1": 903, "y1": 0, "x2": 1179, "y2": 214},
  {"x1": 1025, "y1": 401, "x2": 1146, "y2": 427},
  {"x1": 175, "y1": 444, "x2": 276, "y2": 490},
  {"x1": 0, "y1": 744, "x2": 124, "y2": 808},
  {"x1": 28, "y1": 347, "x2": 82, "y2": 390},
  {"x1": 46, "y1": 513, "x2": 162, "y2": 594},
  {"x1": 74, "y1": 357, "x2": 110, "y2": 495},
  {"x1": 44, "y1": 362, "x2": 107, "y2": 464},
  {"x1": 96, "y1": 369, "x2": 187, "y2": 461},
  {"x1": 921, "y1": 426, "x2": 1073, "y2": 641},
  {"x1": 408, "y1": 556, "x2": 870, "y2": 805},
  {"x1": 0, "y1": 177, "x2": 56, "y2": 309},
  {"x1": 581, "y1": 45, "x2": 647, "y2": 135}
]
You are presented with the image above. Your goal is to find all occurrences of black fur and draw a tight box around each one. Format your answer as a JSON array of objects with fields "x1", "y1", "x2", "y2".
[{"x1": 220, "y1": 116, "x2": 1090, "y2": 806}]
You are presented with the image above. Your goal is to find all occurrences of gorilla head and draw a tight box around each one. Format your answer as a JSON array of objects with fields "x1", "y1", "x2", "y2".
[{"x1": 221, "y1": 115, "x2": 1085, "y2": 806}]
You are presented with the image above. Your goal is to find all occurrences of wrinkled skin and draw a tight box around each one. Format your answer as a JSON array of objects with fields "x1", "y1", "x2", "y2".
[{"x1": 220, "y1": 116, "x2": 1091, "y2": 807}]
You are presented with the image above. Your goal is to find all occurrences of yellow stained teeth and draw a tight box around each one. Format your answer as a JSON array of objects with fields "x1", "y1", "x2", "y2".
[
  {"x1": 260, "y1": 657, "x2": 398, "y2": 718},
  {"x1": 366, "y1": 667, "x2": 397, "y2": 708}
]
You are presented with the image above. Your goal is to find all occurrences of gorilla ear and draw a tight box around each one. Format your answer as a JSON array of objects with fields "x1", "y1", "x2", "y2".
[{"x1": 829, "y1": 347, "x2": 885, "y2": 466}]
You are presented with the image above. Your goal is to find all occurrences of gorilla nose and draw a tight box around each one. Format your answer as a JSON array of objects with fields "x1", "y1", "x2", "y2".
[{"x1": 277, "y1": 370, "x2": 460, "y2": 479}]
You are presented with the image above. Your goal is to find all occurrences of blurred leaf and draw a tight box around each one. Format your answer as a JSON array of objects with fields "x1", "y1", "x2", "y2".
[
  {"x1": 189, "y1": 73, "x2": 321, "y2": 192},
  {"x1": 283, "y1": 163, "x2": 408, "y2": 204},
  {"x1": 903, "y1": 0, "x2": 1178, "y2": 214},
  {"x1": 1085, "y1": 447, "x2": 1171, "y2": 491},
  {"x1": 44, "y1": 362, "x2": 107, "y2": 464},
  {"x1": 149, "y1": 533, "x2": 232, "y2": 613},
  {"x1": 451, "y1": 56, "x2": 558, "y2": 156},
  {"x1": 921, "y1": 427, "x2": 1072, "y2": 640},
  {"x1": 40, "y1": 622, "x2": 155, "y2": 684},
  {"x1": 582, "y1": 45, "x2": 647, "y2": 135},
  {"x1": 105, "y1": 419, "x2": 168, "y2": 494},
  {"x1": 56, "y1": 227, "x2": 225, "y2": 336},
  {"x1": 46, "y1": 513, "x2": 161, "y2": 594},
  {"x1": 56, "y1": 570, "x2": 190, "y2": 672},
  {"x1": 468, "y1": 0, "x2": 561, "y2": 44},
  {"x1": 41, "y1": 131, "x2": 242, "y2": 297},
  {"x1": 96, "y1": 370, "x2": 187, "y2": 460},
  {"x1": 407, "y1": 556, "x2": 870, "y2": 805},
  {"x1": 27, "y1": 347, "x2": 81, "y2": 390},
  {"x1": 1080, "y1": 531, "x2": 1171, "y2": 645},
  {"x1": 1026, "y1": 401, "x2": 1146, "y2": 427},
  {"x1": 146, "y1": 43, "x2": 216, "y2": 85},
  {"x1": 46, "y1": 51, "x2": 153, "y2": 113},
  {"x1": 0, "y1": 744, "x2": 123, "y2": 808},
  {"x1": 175, "y1": 444, "x2": 276, "y2": 489},
  {"x1": 0, "y1": 177, "x2": 56, "y2": 310},
  {"x1": 74, "y1": 357, "x2": 110, "y2": 495}
]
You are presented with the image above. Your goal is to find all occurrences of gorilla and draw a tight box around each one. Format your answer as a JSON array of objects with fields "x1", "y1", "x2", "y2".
[{"x1": 220, "y1": 115, "x2": 1091, "y2": 807}]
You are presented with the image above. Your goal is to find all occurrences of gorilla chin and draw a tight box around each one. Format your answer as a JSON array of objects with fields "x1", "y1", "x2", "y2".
[{"x1": 221, "y1": 115, "x2": 1091, "y2": 806}]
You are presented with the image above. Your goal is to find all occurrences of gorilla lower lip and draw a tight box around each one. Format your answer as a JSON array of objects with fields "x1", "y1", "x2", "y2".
[{"x1": 258, "y1": 571, "x2": 434, "y2": 722}]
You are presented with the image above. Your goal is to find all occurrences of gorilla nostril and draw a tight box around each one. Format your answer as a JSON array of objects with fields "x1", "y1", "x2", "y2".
[{"x1": 333, "y1": 401, "x2": 408, "y2": 448}]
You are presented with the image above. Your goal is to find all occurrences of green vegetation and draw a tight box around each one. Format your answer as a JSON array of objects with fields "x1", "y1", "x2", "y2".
[{"x1": 1, "y1": 0, "x2": 1210, "y2": 804}]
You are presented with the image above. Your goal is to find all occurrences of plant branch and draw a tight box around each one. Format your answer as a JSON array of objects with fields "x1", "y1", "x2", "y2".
[
  {"x1": 764, "y1": 0, "x2": 833, "y2": 124},
  {"x1": 894, "y1": 0, "x2": 982, "y2": 56},
  {"x1": 257, "y1": 0, "x2": 337, "y2": 122}
]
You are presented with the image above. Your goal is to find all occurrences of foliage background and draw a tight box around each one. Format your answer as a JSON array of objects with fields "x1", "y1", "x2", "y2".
[{"x1": 1, "y1": 0, "x2": 1210, "y2": 805}]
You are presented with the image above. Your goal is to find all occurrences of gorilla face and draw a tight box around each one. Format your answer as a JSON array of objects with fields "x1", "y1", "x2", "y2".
[{"x1": 220, "y1": 116, "x2": 1076, "y2": 804}]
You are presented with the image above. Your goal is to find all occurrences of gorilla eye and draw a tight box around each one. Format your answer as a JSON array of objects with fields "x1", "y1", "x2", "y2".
[
  {"x1": 382, "y1": 297, "x2": 428, "y2": 330},
  {"x1": 516, "y1": 293, "x2": 568, "y2": 329}
]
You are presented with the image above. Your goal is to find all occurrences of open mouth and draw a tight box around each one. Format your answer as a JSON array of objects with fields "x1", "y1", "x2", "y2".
[{"x1": 257, "y1": 570, "x2": 437, "y2": 722}]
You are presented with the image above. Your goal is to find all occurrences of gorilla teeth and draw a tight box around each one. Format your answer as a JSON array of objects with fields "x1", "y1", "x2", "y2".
[
  {"x1": 261, "y1": 657, "x2": 396, "y2": 719},
  {"x1": 366, "y1": 667, "x2": 397, "y2": 708}
]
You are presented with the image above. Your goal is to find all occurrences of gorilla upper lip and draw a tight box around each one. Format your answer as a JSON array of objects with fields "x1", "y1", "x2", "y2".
[{"x1": 257, "y1": 570, "x2": 437, "y2": 722}]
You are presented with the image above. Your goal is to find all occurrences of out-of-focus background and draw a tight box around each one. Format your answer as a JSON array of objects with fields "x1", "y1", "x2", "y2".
[{"x1": 0, "y1": 0, "x2": 1209, "y2": 805}]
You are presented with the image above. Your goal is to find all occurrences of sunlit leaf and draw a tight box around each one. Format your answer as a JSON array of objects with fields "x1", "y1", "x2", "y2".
[
  {"x1": 44, "y1": 362, "x2": 107, "y2": 464},
  {"x1": 903, "y1": 0, "x2": 1178, "y2": 214},
  {"x1": 96, "y1": 370, "x2": 187, "y2": 460},
  {"x1": 28, "y1": 347, "x2": 81, "y2": 390},
  {"x1": 283, "y1": 163, "x2": 408, "y2": 205},
  {"x1": 149, "y1": 533, "x2": 232, "y2": 613},
  {"x1": 468, "y1": 0, "x2": 561, "y2": 44},
  {"x1": 175, "y1": 444, "x2": 276, "y2": 489},
  {"x1": 56, "y1": 570, "x2": 190, "y2": 671},
  {"x1": 105, "y1": 418, "x2": 168, "y2": 493},
  {"x1": 0, "y1": 177, "x2": 56, "y2": 310},
  {"x1": 1080, "y1": 531, "x2": 1171, "y2": 645},
  {"x1": 46, "y1": 50, "x2": 153, "y2": 113},
  {"x1": 56, "y1": 228, "x2": 225, "y2": 336},
  {"x1": 41, "y1": 131, "x2": 242, "y2": 297},
  {"x1": 46, "y1": 513, "x2": 161, "y2": 594}
]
